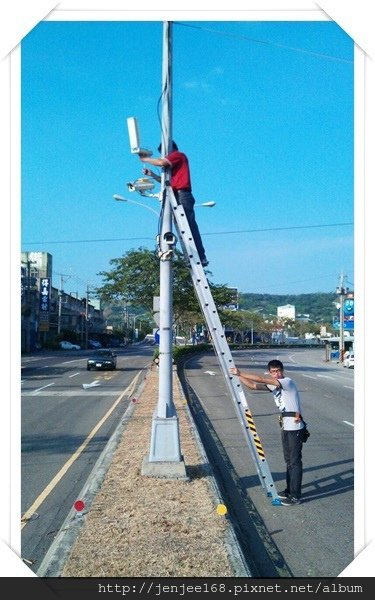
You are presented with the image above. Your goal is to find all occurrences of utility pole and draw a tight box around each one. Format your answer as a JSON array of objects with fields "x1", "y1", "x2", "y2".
[
  {"x1": 22, "y1": 253, "x2": 36, "y2": 353},
  {"x1": 26, "y1": 257, "x2": 32, "y2": 353},
  {"x1": 85, "y1": 284, "x2": 90, "y2": 350},
  {"x1": 142, "y1": 21, "x2": 186, "y2": 478},
  {"x1": 336, "y1": 272, "x2": 348, "y2": 363},
  {"x1": 57, "y1": 274, "x2": 70, "y2": 335}
]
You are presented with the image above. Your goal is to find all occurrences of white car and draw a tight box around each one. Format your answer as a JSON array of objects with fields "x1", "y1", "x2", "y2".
[
  {"x1": 343, "y1": 353, "x2": 354, "y2": 368},
  {"x1": 59, "y1": 340, "x2": 81, "y2": 350}
]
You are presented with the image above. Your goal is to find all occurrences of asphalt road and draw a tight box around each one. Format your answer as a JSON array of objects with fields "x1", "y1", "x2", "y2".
[
  {"x1": 181, "y1": 346, "x2": 354, "y2": 577},
  {"x1": 21, "y1": 344, "x2": 154, "y2": 572},
  {"x1": 20, "y1": 343, "x2": 354, "y2": 577}
]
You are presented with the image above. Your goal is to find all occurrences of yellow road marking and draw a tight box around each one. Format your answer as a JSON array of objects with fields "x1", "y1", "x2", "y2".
[{"x1": 21, "y1": 370, "x2": 143, "y2": 529}]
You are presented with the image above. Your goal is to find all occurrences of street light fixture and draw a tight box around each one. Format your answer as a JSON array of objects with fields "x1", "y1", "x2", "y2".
[{"x1": 198, "y1": 201, "x2": 216, "y2": 208}]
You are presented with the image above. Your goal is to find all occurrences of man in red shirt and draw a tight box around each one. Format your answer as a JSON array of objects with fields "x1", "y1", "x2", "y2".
[{"x1": 139, "y1": 142, "x2": 209, "y2": 267}]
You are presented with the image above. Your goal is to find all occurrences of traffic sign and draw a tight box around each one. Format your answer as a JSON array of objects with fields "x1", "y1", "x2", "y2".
[{"x1": 343, "y1": 298, "x2": 354, "y2": 316}]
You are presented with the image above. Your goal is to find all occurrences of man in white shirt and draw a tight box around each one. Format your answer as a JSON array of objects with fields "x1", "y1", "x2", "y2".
[{"x1": 230, "y1": 359, "x2": 305, "y2": 506}]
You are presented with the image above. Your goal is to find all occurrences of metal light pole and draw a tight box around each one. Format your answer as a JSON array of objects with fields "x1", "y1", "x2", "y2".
[
  {"x1": 22, "y1": 253, "x2": 36, "y2": 353},
  {"x1": 336, "y1": 272, "x2": 348, "y2": 363},
  {"x1": 85, "y1": 285, "x2": 90, "y2": 350},
  {"x1": 141, "y1": 21, "x2": 186, "y2": 478},
  {"x1": 57, "y1": 273, "x2": 70, "y2": 335}
]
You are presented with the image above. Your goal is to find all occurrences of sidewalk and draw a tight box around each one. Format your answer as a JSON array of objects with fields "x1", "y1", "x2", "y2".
[{"x1": 38, "y1": 364, "x2": 250, "y2": 578}]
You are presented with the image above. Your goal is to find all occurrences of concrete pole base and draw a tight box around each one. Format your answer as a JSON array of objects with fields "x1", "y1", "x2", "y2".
[
  {"x1": 141, "y1": 414, "x2": 188, "y2": 479},
  {"x1": 141, "y1": 455, "x2": 188, "y2": 480}
]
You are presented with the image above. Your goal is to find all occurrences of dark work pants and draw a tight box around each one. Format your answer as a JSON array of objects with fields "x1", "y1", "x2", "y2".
[
  {"x1": 174, "y1": 190, "x2": 207, "y2": 262},
  {"x1": 281, "y1": 429, "x2": 303, "y2": 499}
]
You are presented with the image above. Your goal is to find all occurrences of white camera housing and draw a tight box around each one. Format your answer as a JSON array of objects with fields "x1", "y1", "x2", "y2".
[
  {"x1": 164, "y1": 232, "x2": 176, "y2": 246},
  {"x1": 127, "y1": 178, "x2": 155, "y2": 193}
]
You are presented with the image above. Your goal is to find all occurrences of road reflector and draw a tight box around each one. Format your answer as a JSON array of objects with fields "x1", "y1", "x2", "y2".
[
  {"x1": 216, "y1": 504, "x2": 228, "y2": 516},
  {"x1": 74, "y1": 499, "x2": 85, "y2": 515}
]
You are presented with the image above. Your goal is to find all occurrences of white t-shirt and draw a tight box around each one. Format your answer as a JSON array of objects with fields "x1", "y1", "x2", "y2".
[{"x1": 267, "y1": 376, "x2": 303, "y2": 431}]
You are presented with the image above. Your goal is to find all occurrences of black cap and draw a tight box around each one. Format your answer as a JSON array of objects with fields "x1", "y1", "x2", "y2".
[{"x1": 158, "y1": 141, "x2": 178, "y2": 153}]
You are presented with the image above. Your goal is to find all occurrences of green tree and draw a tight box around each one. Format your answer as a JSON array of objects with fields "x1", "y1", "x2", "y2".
[{"x1": 96, "y1": 247, "x2": 235, "y2": 328}]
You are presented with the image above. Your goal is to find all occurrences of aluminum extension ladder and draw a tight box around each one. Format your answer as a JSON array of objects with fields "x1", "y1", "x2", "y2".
[{"x1": 166, "y1": 184, "x2": 281, "y2": 505}]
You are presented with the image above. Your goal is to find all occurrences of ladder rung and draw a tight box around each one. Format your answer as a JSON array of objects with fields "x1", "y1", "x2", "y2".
[{"x1": 167, "y1": 187, "x2": 281, "y2": 505}]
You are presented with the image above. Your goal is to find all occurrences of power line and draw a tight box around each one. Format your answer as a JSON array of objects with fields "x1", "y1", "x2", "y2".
[
  {"x1": 203, "y1": 222, "x2": 353, "y2": 237},
  {"x1": 22, "y1": 221, "x2": 353, "y2": 246},
  {"x1": 174, "y1": 22, "x2": 353, "y2": 64}
]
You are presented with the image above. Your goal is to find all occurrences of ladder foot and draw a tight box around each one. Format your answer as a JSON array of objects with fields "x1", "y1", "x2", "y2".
[{"x1": 272, "y1": 498, "x2": 282, "y2": 506}]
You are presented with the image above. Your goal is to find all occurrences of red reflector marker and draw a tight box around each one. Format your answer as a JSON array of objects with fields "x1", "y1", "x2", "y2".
[{"x1": 74, "y1": 499, "x2": 85, "y2": 514}]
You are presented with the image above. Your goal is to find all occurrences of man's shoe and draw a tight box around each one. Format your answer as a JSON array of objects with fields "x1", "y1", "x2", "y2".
[
  {"x1": 277, "y1": 490, "x2": 290, "y2": 500},
  {"x1": 281, "y1": 497, "x2": 301, "y2": 506}
]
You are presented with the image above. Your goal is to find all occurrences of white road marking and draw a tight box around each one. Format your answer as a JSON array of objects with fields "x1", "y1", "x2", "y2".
[
  {"x1": 69, "y1": 372, "x2": 80, "y2": 378},
  {"x1": 60, "y1": 359, "x2": 86, "y2": 365},
  {"x1": 204, "y1": 371, "x2": 217, "y2": 376},
  {"x1": 22, "y1": 391, "x2": 119, "y2": 397},
  {"x1": 317, "y1": 374, "x2": 335, "y2": 380},
  {"x1": 82, "y1": 381, "x2": 100, "y2": 389},
  {"x1": 343, "y1": 420, "x2": 354, "y2": 427},
  {"x1": 21, "y1": 369, "x2": 143, "y2": 529},
  {"x1": 344, "y1": 385, "x2": 354, "y2": 390},
  {"x1": 31, "y1": 383, "x2": 55, "y2": 395},
  {"x1": 302, "y1": 374, "x2": 316, "y2": 379}
]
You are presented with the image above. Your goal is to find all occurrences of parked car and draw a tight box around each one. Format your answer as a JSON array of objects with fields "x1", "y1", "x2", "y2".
[
  {"x1": 343, "y1": 353, "x2": 354, "y2": 368},
  {"x1": 87, "y1": 349, "x2": 117, "y2": 371},
  {"x1": 59, "y1": 340, "x2": 81, "y2": 350}
]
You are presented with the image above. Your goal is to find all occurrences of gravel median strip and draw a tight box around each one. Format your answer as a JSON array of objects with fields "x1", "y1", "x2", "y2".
[{"x1": 59, "y1": 365, "x2": 248, "y2": 578}]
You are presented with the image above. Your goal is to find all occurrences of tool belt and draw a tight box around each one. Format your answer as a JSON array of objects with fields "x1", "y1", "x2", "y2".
[
  {"x1": 278, "y1": 412, "x2": 310, "y2": 442},
  {"x1": 278, "y1": 411, "x2": 297, "y2": 427},
  {"x1": 281, "y1": 411, "x2": 298, "y2": 418}
]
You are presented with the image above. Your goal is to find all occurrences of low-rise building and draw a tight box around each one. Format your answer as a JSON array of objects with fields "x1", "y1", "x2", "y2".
[{"x1": 277, "y1": 303, "x2": 296, "y2": 321}]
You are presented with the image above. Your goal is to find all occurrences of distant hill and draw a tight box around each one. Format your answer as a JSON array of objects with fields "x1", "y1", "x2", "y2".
[{"x1": 238, "y1": 292, "x2": 338, "y2": 323}]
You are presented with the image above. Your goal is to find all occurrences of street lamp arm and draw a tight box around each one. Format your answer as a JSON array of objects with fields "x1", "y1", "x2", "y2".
[
  {"x1": 114, "y1": 194, "x2": 215, "y2": 217},
  {"x1": 113, "y1": 194, "x2": 160, "y2": 217}
]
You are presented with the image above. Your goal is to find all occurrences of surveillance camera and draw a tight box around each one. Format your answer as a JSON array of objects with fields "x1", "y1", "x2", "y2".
[
  {"x1": 127, "y1": 178, "x2": 155, "y2": 193},
  {"x1": 164, "y1": 232, "x2": 176, "y2": 246}
]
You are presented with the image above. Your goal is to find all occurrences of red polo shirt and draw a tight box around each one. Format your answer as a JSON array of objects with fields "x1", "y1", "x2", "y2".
[{"x1": 165, "y1": 151, "x2": 192, "y2": 191}]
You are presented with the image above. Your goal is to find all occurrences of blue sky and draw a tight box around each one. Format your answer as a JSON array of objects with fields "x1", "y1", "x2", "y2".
[{"x1": 21, "y1": 19, "x2": 354, "y2": 298}]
